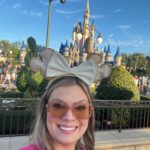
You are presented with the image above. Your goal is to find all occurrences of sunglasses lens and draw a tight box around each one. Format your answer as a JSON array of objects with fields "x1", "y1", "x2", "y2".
[
  {"x1": 74, "y1": 103, "x2": 91, "y2": 119},
  {"x1": 47, "y1": 102, "x2": 66, "y2": 118}
]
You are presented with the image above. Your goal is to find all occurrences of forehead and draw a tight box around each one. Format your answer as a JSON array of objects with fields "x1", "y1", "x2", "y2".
[{"x1": 49, "y1": 85, "x2": 89, "y2": 103}]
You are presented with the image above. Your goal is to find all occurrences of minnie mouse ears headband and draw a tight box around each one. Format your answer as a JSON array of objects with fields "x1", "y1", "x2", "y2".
[{"x1": 30, "y1": 48, "x2": 111, "y2": 86}]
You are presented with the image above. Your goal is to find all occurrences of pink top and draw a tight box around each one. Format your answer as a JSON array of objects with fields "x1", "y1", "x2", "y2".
[
  {"x1": 20, "y1": 143, "x2": 86, "y2": 150},
  {"x1": 20, "y1": 144, "x2": 39, "y2": 150}
]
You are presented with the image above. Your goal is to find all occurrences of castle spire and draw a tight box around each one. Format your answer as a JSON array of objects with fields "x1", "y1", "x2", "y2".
[{"x1": 83, "y1": 0, "x2": 90, "y2": 39}]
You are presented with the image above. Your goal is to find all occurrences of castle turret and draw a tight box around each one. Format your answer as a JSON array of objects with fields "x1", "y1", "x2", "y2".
[
  {"x1": 114, "y1": 46, "x2": 122, "y2": 66},
  {"x1": 59, "y1": 42, "x2": 64, "y2": 55},
  {"x1": 19, "y1": 41, "x2": 26, "y2": 65},
  {"x1": 83, "y1": 0, "x2": 90, "y2": 41},
  {"x1": 63, "y1": 40, "x2": 70, "y2": 57},
  {"x1": 72, "y1": 27, "x2": 76, "y2": 45},
  {"x1": 105, "y1": 44, "x2": 112, "y2": 62}
]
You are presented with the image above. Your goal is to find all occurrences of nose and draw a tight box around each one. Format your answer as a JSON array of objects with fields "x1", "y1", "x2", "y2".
[{"x1": 61, "y1": 108, "x2": 76, "y2": 121}]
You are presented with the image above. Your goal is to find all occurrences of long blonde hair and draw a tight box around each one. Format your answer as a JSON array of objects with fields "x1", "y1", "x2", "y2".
[{"x1": 31, "y1": 76, "x2": 95, "y2": 150}]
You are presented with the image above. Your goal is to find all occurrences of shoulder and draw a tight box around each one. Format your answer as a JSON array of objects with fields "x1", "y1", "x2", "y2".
[{"x1": 20, "y1": 144, "x2": 39, "y2": 150}]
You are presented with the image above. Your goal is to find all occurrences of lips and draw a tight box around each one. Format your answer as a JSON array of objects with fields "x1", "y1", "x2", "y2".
[{"x1": 58, "y1": 125, "x2": 78, "y2": 134}]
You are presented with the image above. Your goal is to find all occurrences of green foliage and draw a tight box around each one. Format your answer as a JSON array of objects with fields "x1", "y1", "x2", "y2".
[
  {"x1": 25, "y1": 72, "x2": 43, "y2": 91},
  {"x1": 27, "y1": 37, "x2": 36, "y2": 56},
  {"x1": 16, "y1": 67, "x2": 29, "y2": 92},
  {"x1": 24, "y1": 52, "x2": 31, "y2": 67},
  {"x1": 0, "y1": 92, "x2": 23, "y2": 98},
  {"x1": 96, "y1": 66, "x2": 140, "y2": 101},
  {"x1": 38, "y1": 78, "x2": 49, "y2": 96},
  {"x1": 23, "y1": 89, "x2": 32, "y2": 98}
]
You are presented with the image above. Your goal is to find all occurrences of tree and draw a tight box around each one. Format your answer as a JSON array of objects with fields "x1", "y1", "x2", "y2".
[
  {"x1": 96, "y1": 66, "x2": 140, "y2": 101},
  {"x1": 126, "y1": 53, "x2": 147, "y2": 76}
]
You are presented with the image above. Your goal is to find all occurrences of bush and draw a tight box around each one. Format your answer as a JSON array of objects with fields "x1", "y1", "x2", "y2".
[
  {"x1": 96, "y1": 66, "x2": 140, "y2": 101},
  {"x1": 16, "y1": 67, "x2": 29, "y2": 92},
  {"x1": 0, "y1": 92, "x2": 23, "y2": 98}
]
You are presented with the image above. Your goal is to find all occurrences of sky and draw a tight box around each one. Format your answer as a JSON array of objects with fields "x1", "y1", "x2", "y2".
[{"x1": 0, "y1": 0, "x2": 150, "y2": 56}]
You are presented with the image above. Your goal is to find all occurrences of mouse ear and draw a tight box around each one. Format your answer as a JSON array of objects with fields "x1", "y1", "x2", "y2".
[
  {"x1": 87, "y1": 53, "x2": 103, "y2": 66},
  {"x1": 39, "y1": 48, "x2": 55, "y2": 61},
  {"x1": 30, "y1": 57, "x2": 42, "y2": 72},
  {"x1": 99, "y1": 64, "x2": 112, "y2": 79}
]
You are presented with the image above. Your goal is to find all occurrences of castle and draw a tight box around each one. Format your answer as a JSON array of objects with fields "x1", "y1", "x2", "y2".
[{"x1": 59, "y1": 0, "x2": 122, "y2": 67}]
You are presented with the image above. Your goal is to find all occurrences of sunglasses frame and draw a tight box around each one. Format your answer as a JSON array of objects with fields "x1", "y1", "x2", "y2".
[{"x1": 46, "y1": 100, "x2": 94, "y2": 119}]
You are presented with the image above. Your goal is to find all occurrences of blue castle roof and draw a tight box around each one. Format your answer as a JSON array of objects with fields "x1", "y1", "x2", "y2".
[
  {"x1": 104, "y1": 45, "x2": 107, "y2": 53},
  {"x1": 20, "y1": 41, "x2": 26, "y2": 50},
  {"x1": 106, "y1": 44, "x2": 111, "y2": 56},
  {"x1": 114, "y1": 46, "x2": 121, "y2": 58}
]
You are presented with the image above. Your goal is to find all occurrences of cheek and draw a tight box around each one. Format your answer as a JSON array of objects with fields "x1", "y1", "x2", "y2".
[
  {"x1": 79, "y1": 119, "x2": 89, "y2": 129},
  {"x1": 46, "y1": 113, "x2": 57, "y2": 127}
]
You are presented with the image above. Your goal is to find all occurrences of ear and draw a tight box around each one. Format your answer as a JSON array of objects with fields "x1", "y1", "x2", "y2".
[
  {"x1": 39, "y1": 48, "x2": 55, "y2": 60},
  {"x1": 30, "y1": 57, "x2": 42, "y2": 72},
  {"x1": 99, "y1": 64, "x2": 112, "y2": 79}
]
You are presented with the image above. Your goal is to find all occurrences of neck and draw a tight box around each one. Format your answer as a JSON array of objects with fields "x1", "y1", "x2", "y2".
[{"x1": 52, "y1": 143, "x2": 76, "y2": 150}]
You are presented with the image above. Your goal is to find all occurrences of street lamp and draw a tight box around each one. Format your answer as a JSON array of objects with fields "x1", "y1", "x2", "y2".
[{"x1": 46, "y1": 0, "x2": 65, "y2": 48}]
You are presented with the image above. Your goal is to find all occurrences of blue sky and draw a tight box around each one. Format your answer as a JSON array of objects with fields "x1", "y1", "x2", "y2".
[{"x1": 0, "y1": 0, "x2": 150, "y2": 56}]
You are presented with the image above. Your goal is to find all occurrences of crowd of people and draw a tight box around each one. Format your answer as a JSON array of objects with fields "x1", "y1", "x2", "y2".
[{"x1": 0, "y1": 61, "x2": 21, "y2": 88}]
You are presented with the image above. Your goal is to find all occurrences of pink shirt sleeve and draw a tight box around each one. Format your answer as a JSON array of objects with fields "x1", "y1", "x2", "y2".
[{"x1": 20, "y1": 144, "x2": 39, "y2": 150}]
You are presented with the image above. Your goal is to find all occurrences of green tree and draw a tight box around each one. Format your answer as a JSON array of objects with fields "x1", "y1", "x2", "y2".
[
  {"x1": 16, "y1": 67, "x2": 29, "y2": 92},
  {"x1": 96, "y1": 66, "x2": 140, "y2": 101}
]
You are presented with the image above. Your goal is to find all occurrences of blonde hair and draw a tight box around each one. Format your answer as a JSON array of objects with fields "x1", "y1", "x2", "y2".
[{"x1": 31, "y1": 76, "x2": 95, "y2": 150}]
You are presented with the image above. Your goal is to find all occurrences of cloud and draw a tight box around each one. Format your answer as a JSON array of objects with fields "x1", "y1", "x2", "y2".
[
  {"x1": 12, "y1": 3, "x2": 21, "y2": 9},
  {"x1": 90, "y1": 14, "x2": 106, "y2": 19},
  {"x1": 143, "y1": 20, "x2": 150, "y2": 23},
  {"x1": 113, "y1": 9, "x2": 123, "y2": 13},
  {"x1": 21, "y1": 10, "x2": 43, "y2": 17},
  {"x1": 39, "y1": 0, "x2": 80, "y2": 6},
  {"x1": 55, "y1": 9, "x2": 82, "y2": 15},
  {"x1": 39, "y1": 0, "x2": 48, "y2": 6},
  {"x1": 118, "y1": 25, "x2": 131, "y2": 30},
  {"x1": 67, "y1": 0, "x2": 80, "y2": 2}
]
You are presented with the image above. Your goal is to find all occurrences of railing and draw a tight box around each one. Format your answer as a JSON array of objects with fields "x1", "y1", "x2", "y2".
[
  {"x1": 0, "y1": 99, "x2": 150, "y2": 136},
  {"x1": 94, "y1": 100, "x2": 150, "y2": 132}
]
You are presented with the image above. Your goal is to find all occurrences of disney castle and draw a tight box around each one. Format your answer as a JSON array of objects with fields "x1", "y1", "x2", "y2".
[{"x1": 59, "y1": 0, "x2": 122, "y2": 67}]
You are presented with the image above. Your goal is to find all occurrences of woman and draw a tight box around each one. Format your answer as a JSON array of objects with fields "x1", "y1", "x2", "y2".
[
  {"x1": 19, "y1": 48, "x2": 108, "y2": 150},
  {"x1": 20, "y1": 76, "x2": 95, "y2": 150}
]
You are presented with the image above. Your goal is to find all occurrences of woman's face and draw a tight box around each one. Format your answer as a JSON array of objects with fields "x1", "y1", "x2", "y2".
[{"x1": 46, "y1": 85, "x2": 90, "y2": 147}]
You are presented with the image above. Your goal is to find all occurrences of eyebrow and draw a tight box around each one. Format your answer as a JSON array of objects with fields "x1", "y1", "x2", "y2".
[{"x1": 49, "y1": 98, "x2": 88, "y2": 104}]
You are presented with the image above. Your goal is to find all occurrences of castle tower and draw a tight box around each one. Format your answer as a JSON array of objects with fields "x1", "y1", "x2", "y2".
[
  {"x1": 63, "y1": 40, "x2": 70, "y2": 57},
  {"x1": 72, "y1": 27, "x2": 76, "y2": 45},
  {"x1": 114, "y1": 46, "x2": 122, "y2": 66},
  {"x1": 105, "y1": 44, "x2": 112, "y2": 62},
  {"x1": 83, "y1": 0, "x2": 90, "y2": 43},
  {"x1": 19, "y1": 41, "x2": 26, "y2": 65}
]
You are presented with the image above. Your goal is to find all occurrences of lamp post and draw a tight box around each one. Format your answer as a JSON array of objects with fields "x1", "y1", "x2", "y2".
[{"x1": 46, "y1": 0, "x2": 65, "y2": 48}]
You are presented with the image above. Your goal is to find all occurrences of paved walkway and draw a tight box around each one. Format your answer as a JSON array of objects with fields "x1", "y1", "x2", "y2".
[{"x1": 0, "y1": 129, "x2": 150, "y2": 150}]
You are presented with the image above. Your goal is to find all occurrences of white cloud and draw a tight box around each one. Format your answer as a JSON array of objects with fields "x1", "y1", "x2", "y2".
[
  {"x1": 118, "y1": 25, "x2": 131, "y2": 30},
  {"x1": 55, "y1": 9, "x2": 82, "y2": 15},
  {"x1": 90, "y1": 14, "x2": 106, "y2": 19},
  {"x1": 39, "y1": 0, "x2": 48, "y2": 6},
  {"x1": 67, "y1": 0, "x2": 80, "y2": 2},
  {"x1": 143, "y1": 20, "x2": 150, "y2": 23},
  {"x1": 113, "y1": 9, "x2": 123, "y2": 13},
  {"x1": 39, "y1": 0, "x2": 80, "y2": 6},
  {"x1": 21, "y1": 10, "x2": 43, "y2": 17},
  {"x1": 12, "y1": 3, "x2": 21, "y2": 9}
]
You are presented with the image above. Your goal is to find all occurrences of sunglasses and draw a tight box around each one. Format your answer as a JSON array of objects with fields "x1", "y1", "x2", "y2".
[{"x1": 46, "y1": 100, "x2": 93, "y2": 119}]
